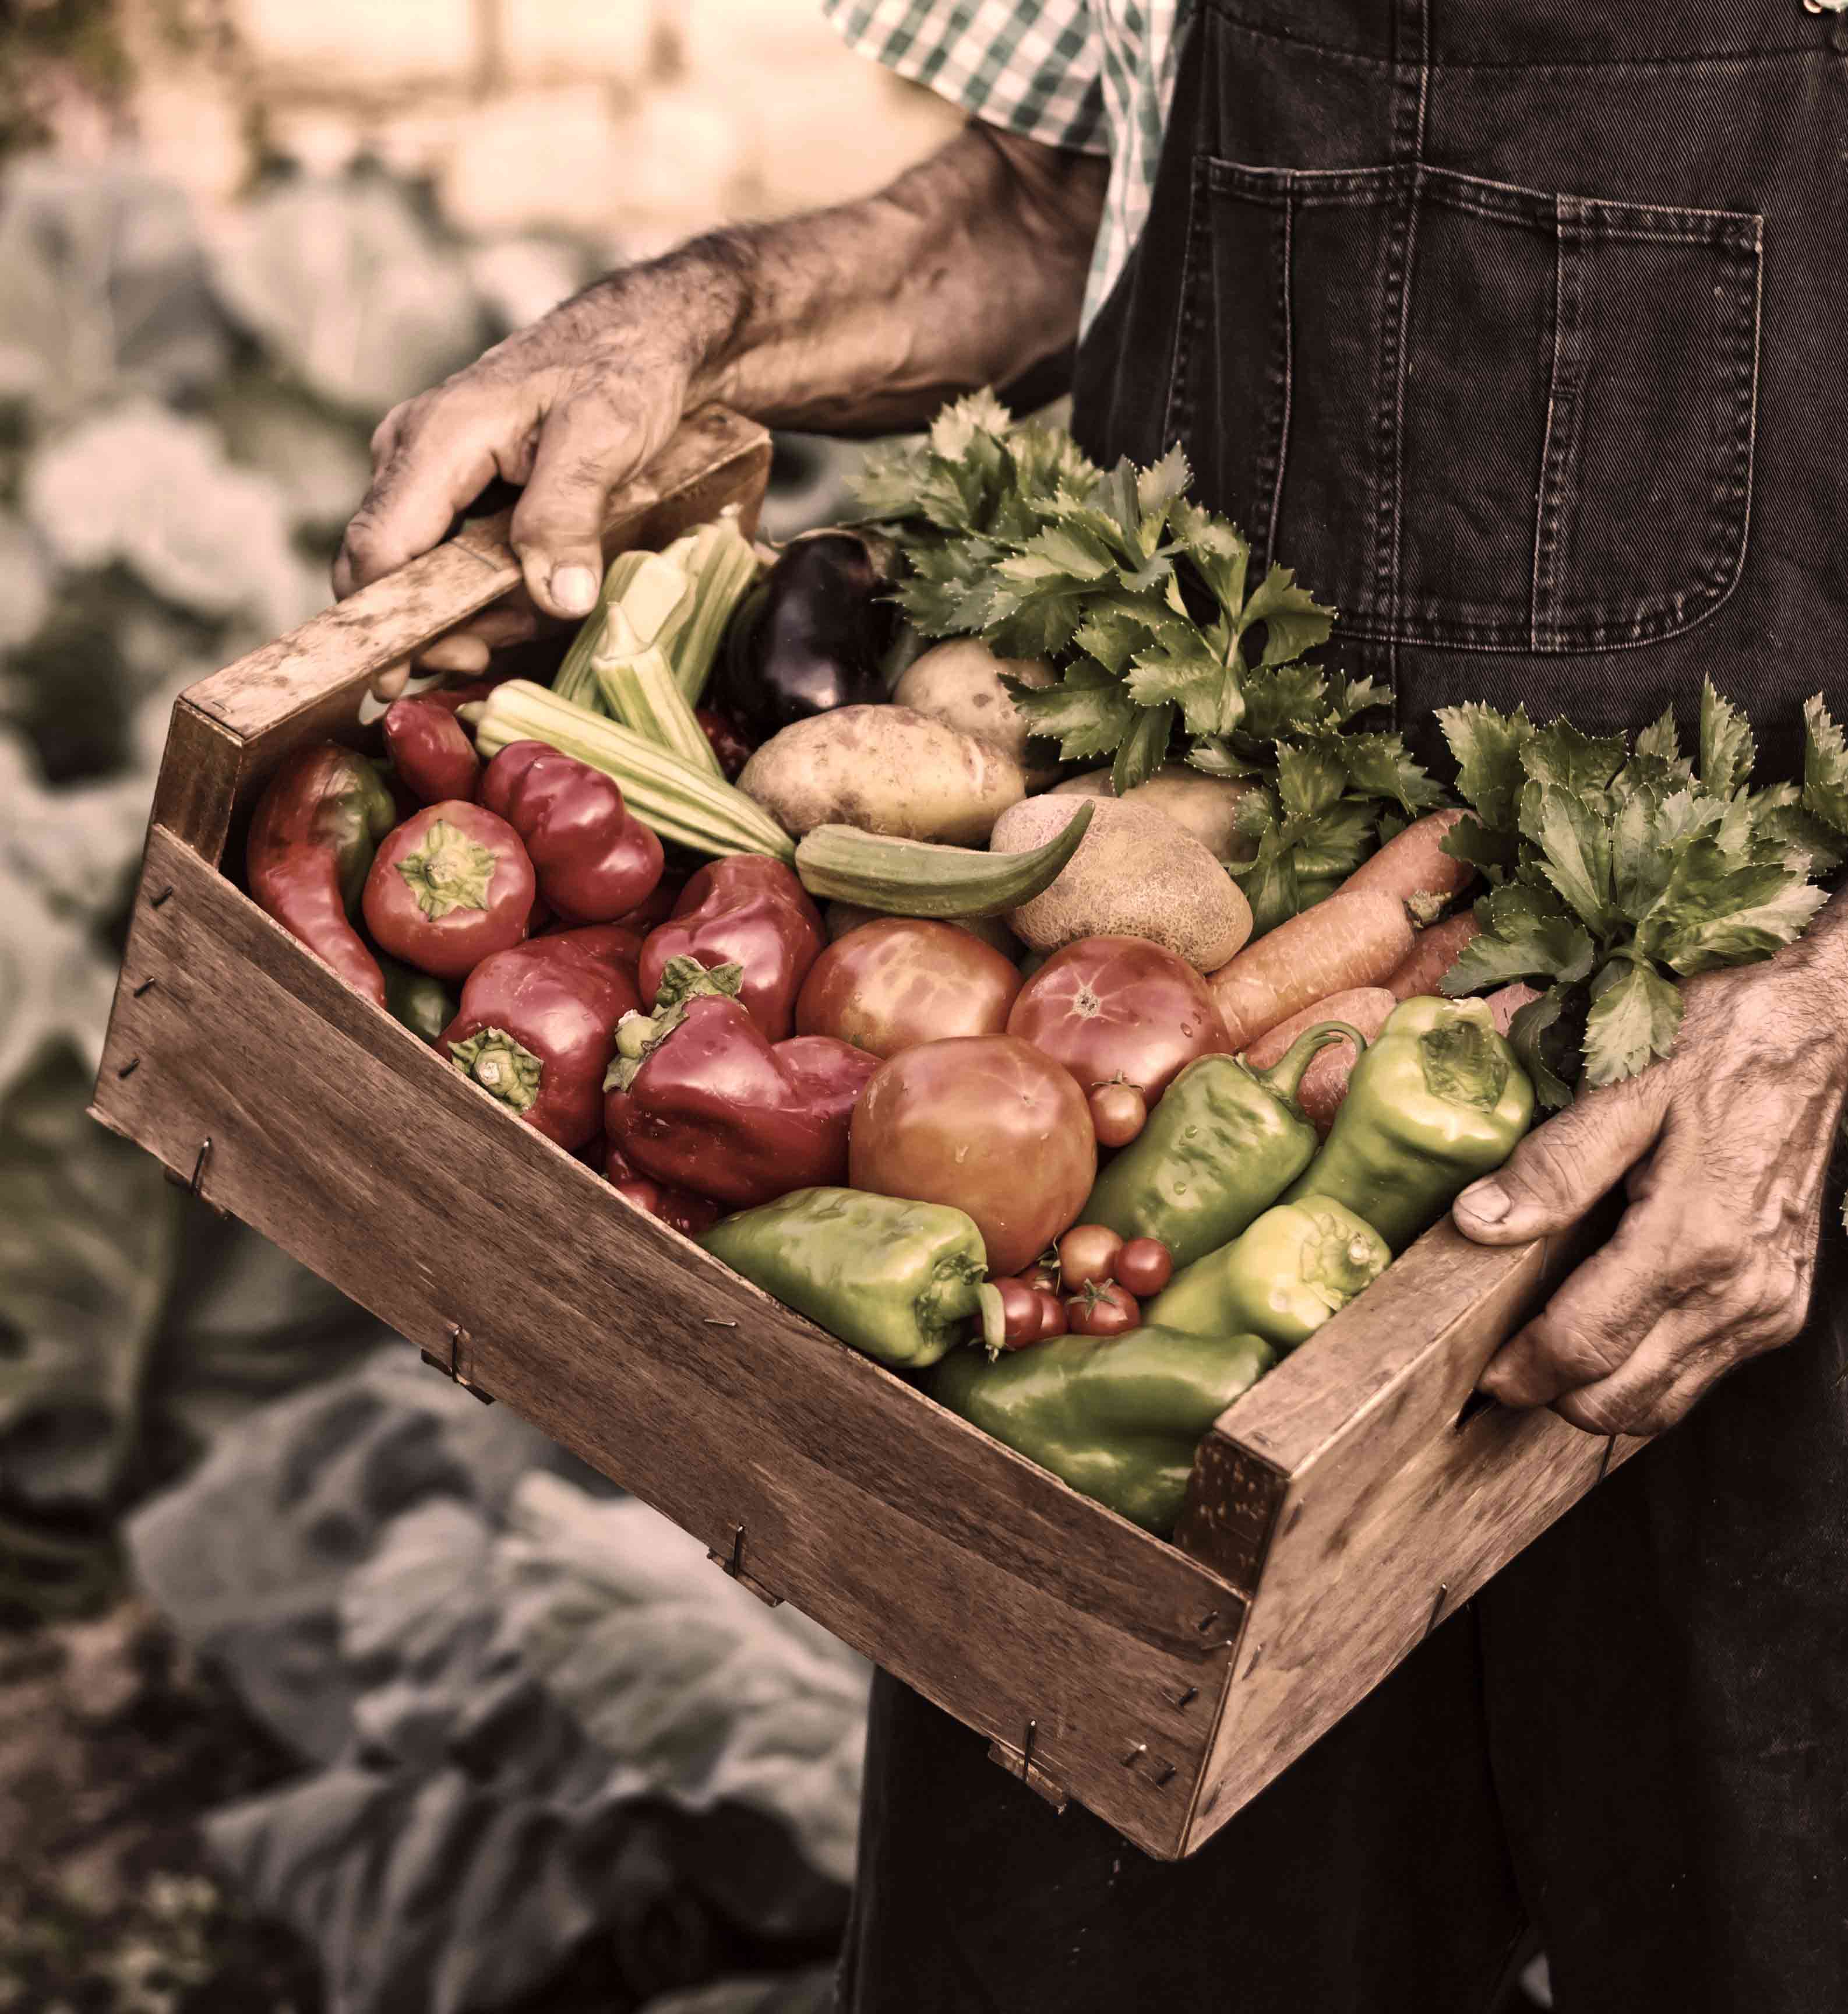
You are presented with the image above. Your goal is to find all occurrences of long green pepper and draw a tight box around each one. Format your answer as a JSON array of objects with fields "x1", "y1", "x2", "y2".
[
  {"x1": 1146, "y1": 1199, "x2": 1389, "y2": 1353},
  {"x1": 930, "y1": 1325, "x2": 1274, "y2": 1534},
  {"x1": 699, "y1": 1187, "x2": 989, "y2": 1369},
  {"x1": 1284, "y1": 997, "x2": 1534, "y2": 1251},
  {"x1": 1082, "y1": 1020, "x2": 1367, "y2": 1269}
]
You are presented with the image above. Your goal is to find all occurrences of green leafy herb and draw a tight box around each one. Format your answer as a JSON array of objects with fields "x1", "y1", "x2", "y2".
[
  {"x1": 1437, "y1": 681, "x2": 1837, "y2": 1105},
  {"x1": 853, "y1": 393, "x2": 1443, "y2": 936}
]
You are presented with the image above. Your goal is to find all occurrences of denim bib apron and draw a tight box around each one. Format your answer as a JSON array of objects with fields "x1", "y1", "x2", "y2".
[{"x1": 836, "y1": 8, "x2": 1848, "y2": 2010}]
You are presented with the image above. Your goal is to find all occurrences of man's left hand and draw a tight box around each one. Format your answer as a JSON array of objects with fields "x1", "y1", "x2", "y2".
[{"x1": 1451, "y1": 952, "x2": 1848, "y2": 1436}]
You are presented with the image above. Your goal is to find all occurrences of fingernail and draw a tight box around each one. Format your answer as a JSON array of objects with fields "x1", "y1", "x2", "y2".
[
  {"x1": 551, "y1": 565, "x2": 598, "y2": 615},
  {"x1": 1456, "y1": 1180, "x2": 1510, "y2": 1224}
]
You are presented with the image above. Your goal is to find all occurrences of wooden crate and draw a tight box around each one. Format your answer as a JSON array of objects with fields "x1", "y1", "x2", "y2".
[{"x1": 89, "y1": 407, "x2": 1644, "y2": 1860}]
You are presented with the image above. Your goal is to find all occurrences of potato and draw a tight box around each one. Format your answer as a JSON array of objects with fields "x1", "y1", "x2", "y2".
[
  {"x1": 893, "y1": 642, "x2": 1059, "y2": 788},
  {"x1": 1052, "y1": 763, "x2": 1260, "y2": 864},
  {"x1": 739, "y1": 705, "x2": 1025, "y2": 845},
  {"x1": 992, "y1": 795, "x2": 1251, "y2": 970},
  {"x1": 825, "y1": 900, "x2": 1022, "y2": 959}
]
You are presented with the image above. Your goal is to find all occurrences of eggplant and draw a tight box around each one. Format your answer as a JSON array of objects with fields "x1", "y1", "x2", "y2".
[{"x1": 713, "y1": 528, "x2": 900, "y2": 739}]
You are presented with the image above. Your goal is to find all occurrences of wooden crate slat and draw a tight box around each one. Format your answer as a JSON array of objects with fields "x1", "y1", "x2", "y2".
[{"x1": 93, "y1": 826, "x2": 1243, "y2": 1857}]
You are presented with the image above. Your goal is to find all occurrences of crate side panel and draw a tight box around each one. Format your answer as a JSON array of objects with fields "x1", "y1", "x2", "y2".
[
  {"x1": 96, "y1": 826, "x2": 1238, "y2": 1857},
  {"x1": 1184, "y1": 1309, "x2": 1645, "y2": 1850}
]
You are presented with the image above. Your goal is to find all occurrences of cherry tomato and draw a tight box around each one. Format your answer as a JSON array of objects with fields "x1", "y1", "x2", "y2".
[
  {"x1": 1034, "y1": 1289, "x2": 1069, "y2": 1338},
  {"x1": 849, "y1": 1034, "x2": 1096, "y2": 1276},
  {"x1": 797, "y1": 918, "x2": 1022, "y2": 1058},
  {"x1": 1067, "y1": 1281, "x2": 1141, "y2": 1337},
  {"x1": 1057, "y1": 1223, "x2": 1124, "y2": 1293},
  {"x1": 1020, "y1": 1262, "x2": 1060, "y2": 1296},
  {"x1": 1088, "y1": 1079, "x2": 1148, "y2": 1147},
  {"x1": 1006, "y1": 935, "x2": 1229, "y2": 1103},
  {"x1": 994, "y1": 1277, "x2": 1045, "y2": 1349},
  {"x1": 1115, "y1": 1237, "x2": 1174, "y2": 1298}
]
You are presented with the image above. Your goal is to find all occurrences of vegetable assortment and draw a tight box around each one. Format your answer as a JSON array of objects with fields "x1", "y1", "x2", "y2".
[{"x1": 241, "y1": 398, "x2": 1845, "y2": 1543}]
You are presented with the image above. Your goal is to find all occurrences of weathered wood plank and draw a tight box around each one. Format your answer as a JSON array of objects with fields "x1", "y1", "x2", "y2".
[
  {"x1": 93, "y1": 826, "x2": 1241, "y2": 1858},
  {"x1": 1177, "y1": 1221, "x2": 1645, "y2": 1850}
]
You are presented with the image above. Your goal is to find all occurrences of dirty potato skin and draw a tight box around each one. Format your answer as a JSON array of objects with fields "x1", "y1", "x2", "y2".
[
  {"x1": 893, "y1": 641, "x2": 1059, "y2": 787},
  {"x1": 738, "y1": 705, "x2": 1027, "y2": 844}
]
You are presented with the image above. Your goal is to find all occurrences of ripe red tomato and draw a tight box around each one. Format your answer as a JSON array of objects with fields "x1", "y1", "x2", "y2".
[
  {"x1": 1115, "y1": 1237, "x2": 1173, "y2": 1298},
  {"x1": 1035, "y1": 1289, "x2": 1069, "y2": 1338},
  {"x1": 1067, "y1": 1281, "x2": 1140, "y2": 1337},
  {"x1": 1088, "y1": 1078, "x2": 1148, "y2": 1147},
  {"x1": 1020, "y1": 1262, "x2": 1060, "y2": 1297},
  {"x1": 1057, "y1": 1223, "x2": 1124, "y2": 1293},
  {"x1": 994, "y1": 1277, "x2": 1045, "y2": 1349},
  {"x1": 797, "y1": 918, "x2": 1021, "y2": 1058},
  {"x1": 849, "y1": 1034, "x2": 1096, "y2": 1276},
  {"x1": 1007, "y1": 935, "x2": 1229, "y2": 1103}
]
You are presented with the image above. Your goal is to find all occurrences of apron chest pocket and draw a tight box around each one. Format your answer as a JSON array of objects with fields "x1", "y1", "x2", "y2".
[{"x1": 1167, "y1": 158, "x2": 1762, "y2": 654}]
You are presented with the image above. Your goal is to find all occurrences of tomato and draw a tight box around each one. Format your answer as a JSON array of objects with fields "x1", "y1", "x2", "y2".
[
  {"x1": 1088, "y1": 1078, "x2": 1148, "y2": 1147},
  {"x1": 797, "y1": 918, "x2": 1022, "y2": 1058},
  {"x1": 994, "y1": 1277, "x2": 1045, "y2": 1349},
  {"x1": 849, "y1": 1034, "x2": 1096, "y2": 1276},
  {"x1": 1006, "y1": 935, "x2": 1229, "y2": 1103},
  {"x1": 1057, "y1": 1223, "x2": 1124, "y2": 1293},
  {"x1": 1067, "y1": 1281, "x2": 1140, "y2": 1337},
  {"x1": 1115, "y1": 1237, "x2": 1173, "y2": 1298},
  {"x1": 363, "y1": 800, "x2": 534, "y2": 981},
  {"x1": 1020, "y1": 1262, "x2": 1060, "y2": 1297},
  {"x1": 1035, "y1": 1289, "x2": 1068, "y2": 1338}
]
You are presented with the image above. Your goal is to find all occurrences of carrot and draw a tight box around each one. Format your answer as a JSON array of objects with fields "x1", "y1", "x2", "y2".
[
  {"x1": 1487, "y1": 981, "x2": 1544, "y2": 1036},
  {"x1": 1209, "y1": 890, "x2": 1415, "y2": 1050},
  {"x1": 1244, "y1": 986, "x2": 1398, "y2": 1136},
  {"x1": 1342, "y1": 808, "x2": 1477, "y2": 924},
  {"x1": 1383, "y1": 912, "x2": 1482, "y2": 1001}
]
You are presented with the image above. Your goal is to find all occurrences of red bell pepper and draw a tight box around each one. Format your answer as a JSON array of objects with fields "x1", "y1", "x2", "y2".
[
  {"x1": 363, "y1": 800, "x2": 535, "y2": 981},
  {"x1": 246, "y1": 743, "x2": 397, "y2": 1006},
  {"x1": 604, "y1": 1140, "x2": 722, "y2": 1238},
  {"x1": 605, "y1": 957, "x2": 877, "y2": 1209},
  {"x1": 478, "y1": 741, "x2": 664, "y2": 924},
  {"x1": 441, "y1": 928, "x2": 641, "y2": 1151},
  {"x1": 383, "y1": 695, "x2": 482, "y2": 805},
  {"x1": 639, "y1": 856, "x2": 825, "y2": 1041}
]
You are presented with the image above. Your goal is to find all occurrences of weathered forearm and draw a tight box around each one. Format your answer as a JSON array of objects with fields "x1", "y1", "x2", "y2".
[{"x1": 601, "y1": 123, "x2": 1108, "y2": 434}]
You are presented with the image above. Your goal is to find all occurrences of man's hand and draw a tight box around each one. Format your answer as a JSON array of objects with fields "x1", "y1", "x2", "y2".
[
  {"x1": 1451, "y1": 951, "x2": 1848, "y2": 1436},
  {"x1": 333, "y1": 125, "x2": 1106, "y2": 686}
]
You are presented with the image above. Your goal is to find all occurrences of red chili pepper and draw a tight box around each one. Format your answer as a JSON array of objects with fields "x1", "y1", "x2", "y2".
[
  {"x1": 604, "y1": 1140, "x2": 722, "y2": 1237},
  {"x1": 440, "y1": 928, "x2": 641, "y2": 1151},
  {"x1": 363, "y1": 800, "x2": 535, "y2": 980},
  {"x1": 639, "y1": 855, "x2": 825, "y2": 1041},
  {"x1": 246, "y1": 744, "x2": 397, "y2": 1006},
  {"x1": 384, "y1": 694, "x2": 482, "y2": 805},
  {"x1": 605, "y1": 957, "x2": 877, "y2": 1208},
  {"x1": 478, "y1": 741, "x2": 664, "y2": 924}
]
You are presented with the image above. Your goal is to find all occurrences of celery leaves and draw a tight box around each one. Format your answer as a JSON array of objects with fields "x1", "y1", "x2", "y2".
[{"x1": 1439, "y1": 681, "x2": 1839, "y2": 1105}]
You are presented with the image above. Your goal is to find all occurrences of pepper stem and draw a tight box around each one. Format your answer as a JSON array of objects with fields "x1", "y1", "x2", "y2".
[
  {"x1": 1253, "y1": 1020, "x2": 1371, "y2": 1105},
  {"x1": 397, "y1": 818, "x2": 497, "y2": 918},
  {"x1": 975, "y1": 1281, "x2": 1007, "y2": 1360},
  {"x1": 448, "y1": 1026, "x2": 543, "y2": 1113}
]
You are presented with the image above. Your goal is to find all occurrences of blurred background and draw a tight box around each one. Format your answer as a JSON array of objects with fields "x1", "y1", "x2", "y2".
[{"x1": 0, "y1": 5, "x2": 958, "y2": 2010}]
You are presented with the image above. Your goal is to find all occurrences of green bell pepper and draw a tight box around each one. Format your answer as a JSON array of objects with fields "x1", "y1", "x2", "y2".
[
  {"x1": 930, "y1": 1325, "x2": 1274, "y2": 1534},
  {"x1": 1081, "y1": 1020, "x2": 1366, "y2": 1269},
  {"x1": 1145, "y1": 1199, "x2": 1389, "y2": 1353},
  {"x1": 699, "y1": 1186, "x2": 989, "y2": 1368},
  {"x1": 1283, "y1": 997, "x2": 1534, "y2": 1251},
  {"x1": 379, "y1": 956, "x2": 457, "y2": 1045}
]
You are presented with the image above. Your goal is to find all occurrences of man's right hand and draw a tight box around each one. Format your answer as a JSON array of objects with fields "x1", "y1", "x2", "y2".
[{"x1": 334, "y1": 270, "x2": 721, "y2": 677}]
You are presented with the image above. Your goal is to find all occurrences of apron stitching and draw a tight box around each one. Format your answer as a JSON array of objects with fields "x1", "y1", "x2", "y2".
[
  {"x1": 1261, "y1": 179, "x2": 1295, "y2": 571},
  {"x1": 1531, "y1": 213, "x2": 1563, "y2": 652}
]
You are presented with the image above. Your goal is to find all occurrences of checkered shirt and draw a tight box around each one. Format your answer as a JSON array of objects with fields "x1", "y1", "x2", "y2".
[{"x1": 820, "y1": 0, "x2": 1189, "y2": 335}]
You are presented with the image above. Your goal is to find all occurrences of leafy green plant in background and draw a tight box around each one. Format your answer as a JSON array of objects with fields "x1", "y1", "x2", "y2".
[
  {"x1": 1438, "y1": 682, "x2": 1846, "y2": 1105},
  {"x1": 852, "y1": 391, "x2": 1444, "y2": 933}
]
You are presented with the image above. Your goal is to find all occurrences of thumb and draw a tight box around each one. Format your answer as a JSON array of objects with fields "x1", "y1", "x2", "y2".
[
  {"x1": 510, "y1": 388, "x2": 656, "y2": 622},
  {"x1": 1452, "y1": 1071, "x2": 1669, "y2": 1244}
]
